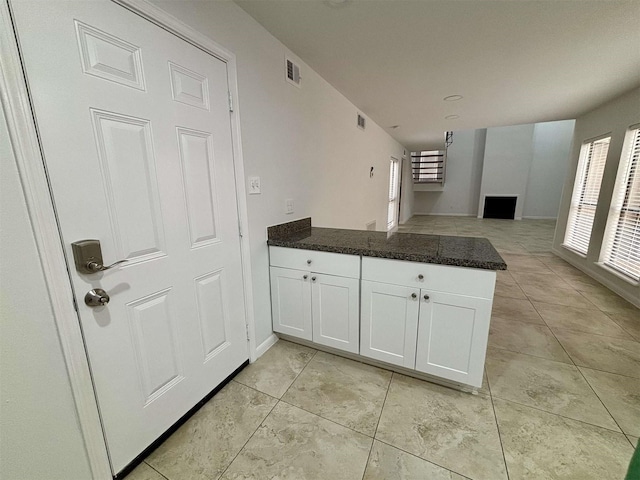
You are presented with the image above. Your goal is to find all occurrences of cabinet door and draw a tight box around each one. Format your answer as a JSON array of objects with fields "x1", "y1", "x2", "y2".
[
  {"x1": 415, "y1": 291, "x2": 492, "y2": 388},
  {"x1": 311, "y1": 274, "x2": 360, "y2": 354},
  {"x1": 360, "y1": 280, "x2": 420, "y2": 368},
  {"x1": 270, "y1": 267, "x2": 312, "y2": 340}
]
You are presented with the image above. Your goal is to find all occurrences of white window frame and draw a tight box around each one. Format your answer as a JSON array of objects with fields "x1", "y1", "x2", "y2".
[
  {"x1": 599, "y1": 124, "x2": 640, "y2": 284},
  {"x1": 563, "y1": 134, "x2": 611, "y2": 256},
  {"x1": 387, "y1": 157, "x2": 400, "y2": 230}
]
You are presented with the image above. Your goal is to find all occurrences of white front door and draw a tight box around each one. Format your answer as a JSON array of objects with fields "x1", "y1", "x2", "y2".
[{"x1": 11, "y1": 0, "x2": 249, "y2": 473}]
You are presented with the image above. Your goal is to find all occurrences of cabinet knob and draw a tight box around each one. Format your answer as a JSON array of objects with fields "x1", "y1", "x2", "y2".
[
  {"x1": 423, "y1": 294, "x2": 430, "y2": 301},
  {"x1": 307, "y1": 259, "x2": 312, "y2": 265},
  {"x1": 418, "y1": 274, "x2": 424, "y2": 280},
  {"x1": 312, "y1": 276, "x2": 317, "y2": 282},
  {"x1": 411, "y1": 293, "x2": 417, "y2": 299},
  {"x1": 303, "y1": 275, "x2": 308, "y2": 280}
]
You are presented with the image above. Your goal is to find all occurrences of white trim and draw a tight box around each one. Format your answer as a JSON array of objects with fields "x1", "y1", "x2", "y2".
[
  {"x1": 1, "y1": 2, "x2": 112, "y2": 478},
  {"x1": 255, "y1": 334, "x2": 279, "y2": 359},
  {"x1": 112, "y1": 0, "x2": 258, "y2": 363},
  {"x1": 522, "y1": 216, "x2": 557, "y2": 220},
  {"x1": 551, "y1": 246, "x2": 640, "y2": 308},
  {"x1": 5, "y1": 1, "x2": 258, "y2": 477}
]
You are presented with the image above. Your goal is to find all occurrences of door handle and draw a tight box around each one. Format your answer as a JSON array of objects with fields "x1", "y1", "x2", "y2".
[{"x1": 72, "y1": 239, "x2": 128, "y2": 274}]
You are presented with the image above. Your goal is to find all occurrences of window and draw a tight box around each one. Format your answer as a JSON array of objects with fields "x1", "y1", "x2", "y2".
[
  {"x1": 563, "y1": 135, "x2": 610, "y2": 255},
  {"x1": 411, "y1": 150, "x2": 446, "y2": 184},
  {"x1": 387, "y1": 158, "x2": 400, "y2": 230},
  {"x1": 600, "y1": 126, "x2": 640, "y2": 282}
]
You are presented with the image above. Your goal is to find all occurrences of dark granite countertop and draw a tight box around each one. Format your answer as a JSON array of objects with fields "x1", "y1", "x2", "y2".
[{"x1": 267, "y1": 218, "x2": 507, "y2": 271}]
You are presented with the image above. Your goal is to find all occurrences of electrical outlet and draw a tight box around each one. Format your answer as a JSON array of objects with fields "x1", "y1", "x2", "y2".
[
  {"x1": 285, "y1": 198, "x2": 294, "y2": 214},
  {"x1": 248, "y1": 176, "x2": 261, "y2": 194}
]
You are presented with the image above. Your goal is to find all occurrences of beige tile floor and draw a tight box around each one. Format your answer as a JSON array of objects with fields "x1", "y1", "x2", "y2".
[{"x1": 128, "y1": 216, "x2": 639, "y2": 480}]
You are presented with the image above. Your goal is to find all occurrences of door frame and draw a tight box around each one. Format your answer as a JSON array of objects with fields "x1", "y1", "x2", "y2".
[{"x1": 1, "y1": 0, "x2": 257, "y2": 477}]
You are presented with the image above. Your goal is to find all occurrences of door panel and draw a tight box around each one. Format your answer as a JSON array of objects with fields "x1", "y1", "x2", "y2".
[
  {"x1": 12, "y1": 0, "x2": 248, "y2": 473},
  {"x1": 415, "y1": 291, "x2": 491, "y2": 388},
  {"x1": 311, "y1": 274, "x2": 359, "y2": 353},
  {"x1": 360, "y1": 280, "x2": 419, "y2": 368},
  {"x1": 177, "y1": 128, "x2": 219, "y2": 247}
]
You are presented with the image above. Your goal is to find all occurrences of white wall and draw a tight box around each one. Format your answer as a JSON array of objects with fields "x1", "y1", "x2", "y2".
[
  {"x1": 479, "y1": 124, "x2": 536, "y2": 219},
  {"x1": 148, "y1": 0, "x2": 407, "y2": 347},
  {"x1": 553, "y1": 87, "x2": 640, "y2": 307},
  {"x1": 399, "y1": 152, "x2": 414, "y2": 224},
  {"x1": 0, "y1": 107, "x2": 93, "y2": 479},
  {"x1": 523, "y1": 120, "x2": 575, "y2": 218},
  {"x1": 413, "y1": 128, "x2": 486, "y2": 215}
]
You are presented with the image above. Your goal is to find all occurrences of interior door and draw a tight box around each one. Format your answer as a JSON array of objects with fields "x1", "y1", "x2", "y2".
[{"x1": 11, "y1": 0, "x2": 249, "y2": 473}]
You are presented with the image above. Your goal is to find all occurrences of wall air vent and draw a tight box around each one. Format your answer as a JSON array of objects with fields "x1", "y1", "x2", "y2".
[
  {"x1": 357, "y1": 113, "x2": 366, "y2": 130},
  {"x1": 285, "y1": 57, "x2": 301, "y2": 87}
]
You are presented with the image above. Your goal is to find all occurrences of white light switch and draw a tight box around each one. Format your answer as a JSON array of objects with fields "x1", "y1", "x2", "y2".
[
  {"x1": 248, "y1": 176, "x2": 261, "y2": 194},
  {"x1": 285, "y1": 198, "x2": 294, "y2": 214}
]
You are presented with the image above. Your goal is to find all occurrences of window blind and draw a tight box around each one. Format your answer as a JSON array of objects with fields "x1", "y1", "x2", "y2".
[
  {"x1": 564, "y1": 136, "x2": 610, "y2": 255},
  {"x1": 387, "y1": 159, "x2": 399, "y2": 230},
  {"x1": 601, "y1": 127, "x2": 640, "y2": 281}
]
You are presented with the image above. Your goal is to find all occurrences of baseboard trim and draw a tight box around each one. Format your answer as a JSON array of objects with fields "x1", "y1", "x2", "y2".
[
  {"x1": 114, "y1": 359, "x2": 249, "y2": 479},
  {"x1": 412, "y1": 212, "x2": 476, "y2": 217},
  {"x1": 255, "y1": 334, "x2": 279, "y2": 359},
  {"x1": 522, "y1": 216, "x2": 558, "y2": 220},
  {"x1": 277, "y1": 334, "x2": 480, "y2": 393}
]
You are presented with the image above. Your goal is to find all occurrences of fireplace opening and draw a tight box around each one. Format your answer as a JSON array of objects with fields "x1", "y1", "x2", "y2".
[{"x1": 483, "y1": 196, "x2": 517, "y2": 219}]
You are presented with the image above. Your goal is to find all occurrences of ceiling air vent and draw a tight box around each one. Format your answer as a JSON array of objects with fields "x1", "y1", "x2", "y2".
[
  {"x1": 357, "y1": 113, "x2": 366, "y2": 130},
  {"x1": 285, "y1": 57, "x2": 301, "y2": 87}
]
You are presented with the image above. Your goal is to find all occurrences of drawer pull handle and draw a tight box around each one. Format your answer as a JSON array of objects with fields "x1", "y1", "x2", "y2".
[
  {"x1": 411, "y1": 293, "x2": 417, "y2": 300},
  {"x1": 307, "y1": 259, "x2": 312, "y2": 265},
  {"x1": 423, "y1": 294, "x2": 430, "y2": 301},
  {"x1": 303, "y1": 275, "x2": 308, "y2": 280},
  {"x1": 418, "y1": 274, "x2": 424, "y2": 280},
  {"x1": 311, "y1": 276, "x2": 317, "y2": 282}
]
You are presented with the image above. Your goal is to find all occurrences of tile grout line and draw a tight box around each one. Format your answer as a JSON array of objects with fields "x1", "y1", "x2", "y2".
[
  {"x1": 528, "y1": 300, "x2": 628, "y2": 436},
  {"x1": 372, "y1": 437, "x2": 474, "y2": 480},
  {"x1": 602, "y1": 310, "x2": 640, "y2": 342},
  {"x1": 218, "y1": 345, "x2": 318, "y2": 479},
  {"x1": 279, "y1": 348, "x2": 319, "y2": 400},
  {"x1": 143, "y1": 461, "x2": 171, "y2": 480},
  {"x1": 490, "y1": 391, "x2": 627, "y2": 435},
  {"x1": 216, "y1": 397, "x2": 280, "y2": 480},
  {"x1": 486, "y1": 370, "x2": 512, "y2": 480},
  {"x1": 360, "y1": 370, "x2": 394, "y2": 480}
]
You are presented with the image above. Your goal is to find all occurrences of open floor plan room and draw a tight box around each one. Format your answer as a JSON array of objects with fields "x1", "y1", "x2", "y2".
[{"x1": 126, "y1": 216, "x2": 639, "y2": 480}]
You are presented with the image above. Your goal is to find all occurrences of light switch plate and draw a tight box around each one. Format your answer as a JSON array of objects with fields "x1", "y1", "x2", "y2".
[
  {"x1": 285, "y1": 198, "x2": 294, "y2": 214},
  {"x1": 248, "y1": 176, "x2": 261, "y2": 194}
]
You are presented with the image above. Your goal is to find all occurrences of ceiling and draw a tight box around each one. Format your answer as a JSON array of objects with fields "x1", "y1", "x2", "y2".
[{"x1": 235, "y1": 0, "x2": 640, "y2": 150}]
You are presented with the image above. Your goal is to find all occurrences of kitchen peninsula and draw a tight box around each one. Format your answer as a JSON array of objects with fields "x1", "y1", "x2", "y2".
[{"x1": 267, "y1": 218, "x2": 506, "y2": 391}]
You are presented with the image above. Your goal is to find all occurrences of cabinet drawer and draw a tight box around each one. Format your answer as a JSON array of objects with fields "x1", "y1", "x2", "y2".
[
  {"x1": 361, "y1": 257, "x2": 495, "y2": 299},
  {"x1": 269, "y1": 246, "x2": 360, "y2": 278}
]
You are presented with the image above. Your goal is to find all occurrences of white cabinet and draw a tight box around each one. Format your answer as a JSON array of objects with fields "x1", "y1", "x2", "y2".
[
  {"x1": 269, "y1": 246, "x2": 497, "y2": 389},
  {"x1": 415, "y1": 291, "x2": 492, "y2": 386},
  {"x1": 360, "y1": 281, "x2": 419, "y2": 368},
  {"x1": 312, "y1": 274, "x2": 360, "y2": 353},
  {"x1": 361, "y1": 257, "x2": 495, "y2": 388},
  {"x1": 269, "y1": 247, "x2": 360, "y2": 353},
  {"x1": 270, "y1": 266, "x2": 312, "y2": 340}
]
